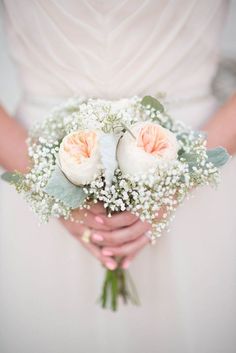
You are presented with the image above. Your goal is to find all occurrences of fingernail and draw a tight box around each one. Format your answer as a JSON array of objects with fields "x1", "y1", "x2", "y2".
[
  {"x1": 93, "y1": 233, "x2": 104, "y2": 242},
  {"x1": 102, "y1": 249, "x2": 113, "y2": 256},
  {"x1": 105, "y1": 260, "x2": 117, "y2": 270},
  {"x1": 95, "y1": 216, "x2": 104, "y2": 224},
  {"x1": 122, "y1": 260, "x2": 131, "y2": 269}
]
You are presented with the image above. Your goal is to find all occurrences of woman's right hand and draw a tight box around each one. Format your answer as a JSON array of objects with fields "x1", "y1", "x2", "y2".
[{"x1": 59, "y1": 202, "x2": 118, "y2": 270}]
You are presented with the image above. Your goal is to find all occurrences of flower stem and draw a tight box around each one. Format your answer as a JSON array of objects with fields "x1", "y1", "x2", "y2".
[{"x1": 98, "y1": 264, "x2": 141, "y2": 311}]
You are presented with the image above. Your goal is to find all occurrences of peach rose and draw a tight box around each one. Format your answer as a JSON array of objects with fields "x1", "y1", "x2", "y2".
[
  {"x1": 59, "y1": 130, "x2": 101, "y2": 185},
  {"x1": 117, "y1": 121, "x2": 178, "y2": 175}
]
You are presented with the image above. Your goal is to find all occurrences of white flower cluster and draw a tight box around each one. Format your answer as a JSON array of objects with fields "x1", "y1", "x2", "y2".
[{"x1": 12, "y1": 96, "x2": 221, "y2": 239}]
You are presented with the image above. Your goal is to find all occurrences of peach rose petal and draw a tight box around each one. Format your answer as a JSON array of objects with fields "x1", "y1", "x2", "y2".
[{"x1": 137, "y1": 124, "x2": 169, "y2": 156}]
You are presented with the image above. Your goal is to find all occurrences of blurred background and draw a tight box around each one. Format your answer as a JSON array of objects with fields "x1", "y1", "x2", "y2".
[{"x1": 0, "y1": 0, "x2": 236, "y2": 111}]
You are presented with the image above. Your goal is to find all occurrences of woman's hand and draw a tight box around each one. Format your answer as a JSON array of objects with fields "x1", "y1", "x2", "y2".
[
  {"x1": 60, "y1": 204, "x2": 152, "y2": 270},
  {"x1": 60, "y1": 202, "x2": 119, "y2": 270},
  {"x1": 91, "y1": 211, "x2": 152, "y2": 269}
]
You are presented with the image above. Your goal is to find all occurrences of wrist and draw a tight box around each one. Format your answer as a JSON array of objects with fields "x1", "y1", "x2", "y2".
[{"x1": 0, "y1": 106, "x2": 30, "y2": 174}]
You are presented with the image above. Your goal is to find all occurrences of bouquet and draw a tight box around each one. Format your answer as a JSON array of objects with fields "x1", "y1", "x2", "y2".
[{"x1": 2, "y1": 95, "x2": 229, "y2": 311}]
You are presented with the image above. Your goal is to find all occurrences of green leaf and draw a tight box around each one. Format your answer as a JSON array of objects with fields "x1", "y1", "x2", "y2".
[
  {"x1": 179, "y1": 152, "x2": 198, "y2": 171},
  {"x1": 141, "y1": 95, "x2": 164, "y2": 113},
  {"x1": 180, "y1": 152, "x2": 198, "y2": 162},
  {"x1": 206, "y1": 147, "x2": 230, "y2": 167},
  {"x1": 1, "y1": 171, "x2": 23, "y2": 185},
  {"x1": 44, "y1": 166, "x2": 87, "y2": 209}
]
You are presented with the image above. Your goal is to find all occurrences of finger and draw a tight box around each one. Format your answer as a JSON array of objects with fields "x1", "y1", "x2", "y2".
[
  {"x1": 120, "y1": 242, "x2": 147, "y2": 269},
  {"x1": 79, "y1": 240, "x2": 118, "y2": 271},
  {"x1": 120, "y1": 253, "x2": 137, "y2": 269},
  {"x1": 102, "y1": 234, "x2": 149, "y2": 258},
  {"x1": 60, "y1": 218, "x2": 90, "y2": 240},
  {"x1": 94, "y1": 211, "x2": 138, "y2": 229},
  {"x1": 59, "y1": 216, "x2": 80, "y2": 235},
  {"x1": 60, "y1": 218, "x2": 118, "y2": 270},
  {"x1": 91, "y1": 219, "x2": 151, "y2": 246},
  {"x1": 87, "y1": 202, "x2": 107, "y2": 215},
  {"x1": 71, "y1": 209, "x2": 110, "y2": 231}
]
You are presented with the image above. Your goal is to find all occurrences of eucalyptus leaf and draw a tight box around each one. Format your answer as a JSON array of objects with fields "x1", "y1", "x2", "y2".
[
  {"x1": 180, "y1": 152, "x2": 198, "y2": 163},
  {"x1": 180, "y1": 152, "x2": 198, "y2": 171},
  {"x1": 44, "y1": 166, "x2": 87, "y2": 209},
  {"x1": 141, "y1": 95, "x2": 164, "y2": 113},
  {"x1": 100, "y1": 133, "x2": 118, "y2": 184},
  {"x1": 1, "y1": 171, "x2": 23, "y2": 185},
  {"x1": 206, "y1": 147, "x2": 230, "y2": 167}
]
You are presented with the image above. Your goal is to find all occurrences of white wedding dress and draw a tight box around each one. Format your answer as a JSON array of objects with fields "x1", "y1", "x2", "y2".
[{"x1": 1, "y1": 1, "x2": 236, "y2": 353}]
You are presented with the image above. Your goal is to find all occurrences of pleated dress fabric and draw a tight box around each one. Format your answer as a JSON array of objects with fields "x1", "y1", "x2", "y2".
[{"x1": 1, "y1": 1, "x2": 236, "y2": 353}]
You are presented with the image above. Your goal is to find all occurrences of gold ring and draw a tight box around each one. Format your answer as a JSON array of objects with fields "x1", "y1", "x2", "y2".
[{"x1": 81, "y1": 228, "x2": 91, "y2": 244}]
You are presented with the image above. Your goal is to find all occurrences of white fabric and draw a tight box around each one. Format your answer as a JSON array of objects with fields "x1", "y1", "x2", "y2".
[{"x1": 1, "y1": 1, "x2": 236, "y2": 353}]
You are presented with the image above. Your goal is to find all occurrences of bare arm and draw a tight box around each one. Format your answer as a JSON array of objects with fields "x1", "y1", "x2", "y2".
[
  {"x1": 202, "y1": 93, "x2": 236, "y2": 155},
  {"x1": 0, "y1": 105, "x2": 29, "y2": 173}
]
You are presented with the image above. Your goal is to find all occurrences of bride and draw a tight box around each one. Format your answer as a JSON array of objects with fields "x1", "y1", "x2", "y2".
[{"x1": 0, "y1": 1, "x2": 235, "y2": 352}]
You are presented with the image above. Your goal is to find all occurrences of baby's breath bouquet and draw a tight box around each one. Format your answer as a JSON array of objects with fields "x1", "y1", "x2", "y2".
[{"x1": 1, "y1": 96, "x2": 229, "y2": 311}]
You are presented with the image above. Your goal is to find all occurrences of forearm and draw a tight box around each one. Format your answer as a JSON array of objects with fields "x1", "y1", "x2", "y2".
[
  {"x1": 202, "y1": 93, "x2": 236, "y2": 155},
  {"x1": 0, "y1": 105, "x2": 29, "y2": 173}
]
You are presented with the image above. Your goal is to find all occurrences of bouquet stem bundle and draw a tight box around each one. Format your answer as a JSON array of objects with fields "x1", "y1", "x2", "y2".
[{"x1": 100, "y1": 262, "x2": 140, "y2": 311}]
